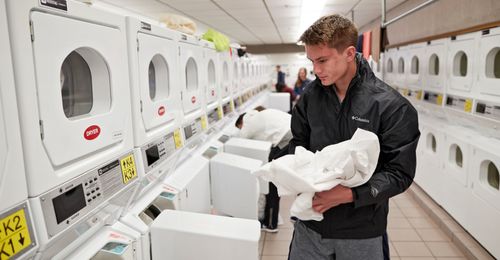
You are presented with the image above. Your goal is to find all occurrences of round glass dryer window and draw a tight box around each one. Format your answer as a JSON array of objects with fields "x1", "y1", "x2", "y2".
[
  {"x1": 387, "y1": 58, "x2": 393, "y2": 73},
  {"x1": 208, "y1": 60, "x2": 216, "y2": 85},
  {"x1": 453, "y1": 51, "x2": 468, "y2": 77},
  {"x1": 223, "y1": 62, "x2": 229, "y2": 82},
  {"x1": 148, "y1": 54, "x2": 170, "y2": 100},
  {"x1": 185, "y1": 57, "x2": 198, "y2": 92},
  {"x1": 398, "y1": 57, "x2": 405, "y2": 74},
  {"x1": 429, "y1": 54, "x2": 440, "y2": 75},
  {"x1": 486, "y1": 47, "x2": 500, "y2": 79},
  {"x1": 61, "y1": 51, "x2": 93, "y2": 118},
  {"x1": 411, "y1": 56, "x2": 419, "y2": 74}
]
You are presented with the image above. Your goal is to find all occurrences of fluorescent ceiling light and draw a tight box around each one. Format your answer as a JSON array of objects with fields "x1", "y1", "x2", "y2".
[{"x1": 297, "y1": 0, "x2": 326, "y2": 39}]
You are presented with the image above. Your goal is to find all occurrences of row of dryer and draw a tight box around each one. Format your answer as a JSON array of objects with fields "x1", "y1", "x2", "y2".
[
  {"x1": 0, "y1": 0, "x2": 279, "y2": 259},
  {"x1": 367, "y1": 26, "x2": 500, "y2": 259}
]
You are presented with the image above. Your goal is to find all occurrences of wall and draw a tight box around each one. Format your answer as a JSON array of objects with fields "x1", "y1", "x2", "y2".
[{"x1": 359, "y1": 0, "x2": 500, "y2": 47}]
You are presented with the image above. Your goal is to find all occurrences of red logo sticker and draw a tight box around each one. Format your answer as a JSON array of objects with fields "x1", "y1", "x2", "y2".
[
  {"x1": 211, "y1": 90, "x2": 215, "y2": 96},
  {"x1": 158, "y1": 106, "x2": 165, "y2": 116},
  {"x1": 84, "y1": 125, "x2": 100, "y2": 140},
  {"x1": 191, "y1": 96, "x2": 196, "y2": 104}
]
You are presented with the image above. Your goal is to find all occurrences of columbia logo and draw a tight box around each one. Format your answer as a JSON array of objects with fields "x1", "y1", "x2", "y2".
[{"x1": 352, "y1": 116, "x2": 370, "y2": 123}]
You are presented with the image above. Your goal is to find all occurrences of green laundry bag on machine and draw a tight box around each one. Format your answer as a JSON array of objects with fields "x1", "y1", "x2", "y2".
[{"x1": 202, "y1": 29, "x2": 230, "y2": 52}]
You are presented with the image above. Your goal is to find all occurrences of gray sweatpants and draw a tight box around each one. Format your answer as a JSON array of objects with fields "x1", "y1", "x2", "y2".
[{"x1": 288, "y1": 221, "x2": 384, "y2": 260}]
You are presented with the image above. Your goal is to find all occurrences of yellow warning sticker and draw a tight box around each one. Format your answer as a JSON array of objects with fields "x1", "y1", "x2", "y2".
[
  {"x1": 173, "y1": 129, "x2": 183, "y2": 149},
  {"x1": 464, "y1": 99, "x2": 473, "y2": 113},
  {"x1": 230, "y1": 100, "x2": 235, "y2": 112},
  {"x1": 120, "y1": 155, "x2": 137, "y2": 185},
  {"x1": 436, "y1": 94, "x2": 443, "y2": 105},
  {"x1": 201, "y1": 115, "x2": 207, "y2": 130},
  {"x1": 416, "y1": 90, "x2": 422, "y2": 100},
  {"x1": 0, "y1": 208, "x2": 33, "y2": 259},
  {"x1": 217, "y1": 106, "x2": 223, "y2": 120}
]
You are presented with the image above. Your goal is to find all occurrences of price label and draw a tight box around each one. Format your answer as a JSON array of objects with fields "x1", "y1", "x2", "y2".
[
  {"x1": 464, "y1": 99, "x2": 473, "y2": 113},
  {"x1": 217, "y1": 106, "x2": 223, "y2": 119},
  {"x1": 173, "y1": 129, "x2": 183, "y2": 149},
  {"x1": 0, "y1": 206, "x2": 35, "y2": 259},
  {"x1": 201, "y1": 116, "x2": 208, "y2": 130},
  {"x1": 416, "y1": 90, "x2": 422, "y2": 100},
  {"x1": 230, "y1": 100, "x2": 235, "y2": 112},
  {"x1": 436, "y1": 94, "x2": 443, "y2": 105},
  {"x1": 120, "y1": 155, "x2": 137, "y2": 184}
]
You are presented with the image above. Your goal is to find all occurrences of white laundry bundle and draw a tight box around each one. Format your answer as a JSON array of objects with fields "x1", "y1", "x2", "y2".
[{"x1": 253, "y1": 128, "x2": 380, "y2": 221}]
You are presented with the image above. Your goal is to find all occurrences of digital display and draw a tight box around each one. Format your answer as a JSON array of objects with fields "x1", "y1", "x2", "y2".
[
  {"x1": 218, "y1": 135, "x2": 229, "y2": 143},
  {"x1": 146, "y1": 145, "x2": 160, "y2": 166},
  {"x1": 223, "y1": 103, "x2": 231, "y2": 114},
  {"x1": 202, "y1": 147, "x2": 218, "y2": 159},
  {"x1": 208, "y1": 109, "x2": 218, "y2": 124},
  {"x1": 184, "y1": 125, "x2": 193, "y2": 140},
  {"x1": 52, "y1": 184, "x2": 86, "y2": 224}
]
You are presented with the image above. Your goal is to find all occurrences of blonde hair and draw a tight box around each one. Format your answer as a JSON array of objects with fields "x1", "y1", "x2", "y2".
[{"x1": 299, "y1": 14, "x2": 358, "y2": 51}]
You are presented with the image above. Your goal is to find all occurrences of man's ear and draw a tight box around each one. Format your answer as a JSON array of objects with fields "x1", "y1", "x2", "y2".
[{"x1": 345, "y1": 46, "x2": 356, "y2": 62}]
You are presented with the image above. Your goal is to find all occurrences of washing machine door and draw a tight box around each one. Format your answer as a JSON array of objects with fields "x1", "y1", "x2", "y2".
[
  {"x1": 31, "y1": 12, "x2": 130, "y2": 166},
  {"x1": 179, "y1": 42, "x2": 203, "y2": 115},
  {"x1": 137, "y1": 32, "x2": 180, "y2": 131}
]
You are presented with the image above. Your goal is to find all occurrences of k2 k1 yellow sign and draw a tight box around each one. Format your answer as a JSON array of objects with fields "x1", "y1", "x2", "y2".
[
  {"x1": 120, "y1": 154, "x2": 137, "y2": 185},
  {"x1": 0, "y1": 204, "x2": 36, "y2": 260}
]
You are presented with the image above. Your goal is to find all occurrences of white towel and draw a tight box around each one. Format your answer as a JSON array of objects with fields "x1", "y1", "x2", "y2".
[{"x1": 253, "y1": 128, "x2": 380, "y2": 221}]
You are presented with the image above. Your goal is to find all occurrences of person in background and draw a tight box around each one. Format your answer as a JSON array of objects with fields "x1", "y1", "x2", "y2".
[
  {"x1": 275, "y1": 82, "x2": 297, "y2": 113},
  {"x1": 276, "y1": 65, "x2": 286, "y2": 85},
  {"x1": 288, "y1": 14, "x2": 420, "y2": 260},
  {"x1": 293, "y1": 67, "x2": 312, "y2": 96},
  {"x1": 235, "y1": 106, "x2": 292, "y2": 232}
]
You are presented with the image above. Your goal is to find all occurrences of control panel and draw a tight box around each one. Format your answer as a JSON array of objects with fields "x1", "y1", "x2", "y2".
[
  {"x1": 222, "y1": 101, "x2": 233, "y2": 115},
  {"x1": 445, "y1": 94, "x2": 473, "y2": 113},
  {"x1": 183, "y1": 117, "x2": 204, "y2": 142},
  {"x1": 476, "y1": 100, "x2": 500, "y2": 121},
  {"x1": 40, "y1": 153, "x2": 138, "y2": 237},
  {"x1": 141, "y1": 131, "x2": 177, "y2": 173},
  {"x1": 423, "y1": 91, "x2": 444, "y2": 106},
  {"x1": 207, "y1": 107, "x2": 222, "y2": 125}
]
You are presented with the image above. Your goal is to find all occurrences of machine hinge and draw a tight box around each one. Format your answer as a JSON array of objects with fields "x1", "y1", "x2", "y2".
[
  {"x1": 180, "y1": 91, "x2": 183, "y2": 100},
  {"x1": 136, "y1": 38, "x2": 139, "y2": 51},
  {"x1": 140, "y1": 100, "x2": 143, "y2": 112},
  {"x1": 178, "y1": 46, "x2": 181, "y2": 56},
  {"x1": 39, "y1": 120, "x2": 44, "y2": 140},
  {"x1": 29, "y1": 21, "x2": 34, "y2": 42}
]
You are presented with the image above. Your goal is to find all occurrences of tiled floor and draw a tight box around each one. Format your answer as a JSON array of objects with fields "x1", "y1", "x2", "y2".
[{"x1": 258, "y1": 186, "x2": 469, "y2": 260}]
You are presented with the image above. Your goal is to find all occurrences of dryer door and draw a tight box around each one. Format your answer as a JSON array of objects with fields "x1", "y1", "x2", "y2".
[
  {"x1": 179, "y1": 42, "x2": 202, "y2": 115},
  {"x1": 232, "y1": 61, "x2": 240, "y2": 95},
  {"x1": 477, "y1": 28, "x2": 500, "y2": 97},
  {"x1": 137, "y1": 32, "x2": 180, "y2": 131},
  {"x1": 221, "y1": 58, "x2": 231, "y2": 99},
  {"x1": 31, "y1": 12, "x2": 130, "y2": 166},
  {"x1": 205, "y1": 49, "x2": 219, "y2": 106}
]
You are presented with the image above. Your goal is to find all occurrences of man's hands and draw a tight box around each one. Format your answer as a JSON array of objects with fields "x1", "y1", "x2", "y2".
[{"x1": 312, "y1": 185, "x2": 354, "y2": 213}]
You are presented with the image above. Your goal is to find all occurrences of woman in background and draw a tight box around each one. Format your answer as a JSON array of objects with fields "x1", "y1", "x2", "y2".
[{"x1": 293, "y1": 67, "x2": 311, "y2": 97}]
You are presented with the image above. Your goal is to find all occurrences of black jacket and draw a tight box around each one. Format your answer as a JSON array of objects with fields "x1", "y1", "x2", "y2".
[{"x1": 289, "y1": 53, "x2": 420, "y2": 239}]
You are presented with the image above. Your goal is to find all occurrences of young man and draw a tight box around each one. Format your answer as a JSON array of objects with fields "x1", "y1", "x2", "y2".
[
  {"x1": 236, "y1": 107, "x2": 292, "y2": 232},
  {"x1": 288, "y1": 14, "x2": 420, "y2": 259},
  {"x1": 276, "y1": 65, "x2": 286, "y2": 85}
]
